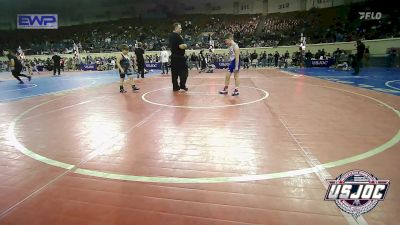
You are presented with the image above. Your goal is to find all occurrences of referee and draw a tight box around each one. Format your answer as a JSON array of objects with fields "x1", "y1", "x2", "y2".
[
  {"x1": 134, "y1": 42, "x2": 145, "y2": 78},
  {"x1": 169, "y1": 22, "x2": 188, "y2": 91},
  {"x1": 353, "y1": 40, "x2": 365, "y2": 75}
]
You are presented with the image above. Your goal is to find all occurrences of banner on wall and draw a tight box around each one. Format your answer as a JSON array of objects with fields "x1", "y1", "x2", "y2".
[
  {"x1": 80, "y1": 64, "x2": 97, "y2": 71},
  {"x1": 308, "y1": 59, "x2": 334, "y2": 67},
  {"x1": 17, "y1": 14, "x2": 58, "y2": 29},
  {"x1": 145, "y1": 62, "x2": 161, "y2": 70},
  {"x1": 214, "y1": 62, "x2": 230, "y2": 69}
]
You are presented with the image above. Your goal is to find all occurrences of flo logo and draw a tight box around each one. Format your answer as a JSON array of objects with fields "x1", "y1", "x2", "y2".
[
  {"x1": 325, "y1": 170, "x2": 389, "y2": 219},
  {"x1": 359, "y1": 12, "x2": 382, "y2": 20}
]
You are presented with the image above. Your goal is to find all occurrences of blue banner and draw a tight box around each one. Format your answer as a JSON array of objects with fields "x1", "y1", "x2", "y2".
[
  {"x1": 145, "y1": 62, "x2": 161, "y2": 70},
  {"x1": 80, "y1": 64, "x2": 97, "y2": 71},
  {"x1": 37, "y1": 66, "x2": 45, "y2": 71},
  {"x1": 214, "y1": 62, "x2": 230, "y2": 69},
  {"x1": 309, "y1": 59, "x2": 334, "y2": 67}
]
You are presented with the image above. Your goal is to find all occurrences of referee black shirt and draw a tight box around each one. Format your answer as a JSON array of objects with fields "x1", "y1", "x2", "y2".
[
  {"x1": 135, "y1": 47, "x2": 145, "y2": 63},
  {"x1": 52, "y1": 55, "x2": 61, "y2": 66},
  {"x1": 169, "y1": 32, "x2": 185, "y2": 57}
]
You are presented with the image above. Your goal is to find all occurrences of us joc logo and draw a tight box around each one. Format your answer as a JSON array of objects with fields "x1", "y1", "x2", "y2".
[{"x1": 324, "y1": 170, "x2": 389, "y2": 219}]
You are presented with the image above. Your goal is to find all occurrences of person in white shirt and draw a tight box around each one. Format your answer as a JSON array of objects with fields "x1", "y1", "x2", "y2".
[
  {"x1": 31, "y1": 60, "x2": 40, "y2": 75},
  {"x1": 111, "y1": 59, "x2": 116, "y2": 70},
  {"x1": 160, "y1": 47, "x2": 170, "y2": 74}
]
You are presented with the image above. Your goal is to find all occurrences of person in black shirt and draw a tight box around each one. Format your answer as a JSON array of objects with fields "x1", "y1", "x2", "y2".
[
  {"x1": 189, "y1": 52, "x2": 199, "y2": 70},
  {"x1": 169, "y1": 22, "x2": 188, "y2": 91},
  {"x1": 250, "y1": 50, "x2": 258, "y2": 68},
  {"x1": 52, "y1": 53, "x2": 61, "y2": 76},
  {"x1": 364, "y1": 46, "x2": 370, "y2": 67},
  {"x1": 134, "y1": 43, "x2": 145, "y2": 78},
  {"x1": 388, "y1": 49, "x2": 397, "y2": 67},
  {"x1": 274, "y1": 51, "x2": 280, "y2": 67},
  {"x1": 305, "y1": 50, "x2": 313, "y2": 67},
  {"x1": 261, "y1": 51, "x2": 267, "y2": 67},
  {"x1": 353, "y1": 40, "x2": 365, "y2": 75},
  {"x1": 199, "y1": 50, "x2": 207, "y2": 73},
  {"x1": 267, "y1": 53, "x2": 273, "y2": 66},
  {"x1": 243, "y1": 54, "x2": 249, "y2": 69},
  {"x1": 3, "y1": 49, "x2": 31, "y2": 84}
]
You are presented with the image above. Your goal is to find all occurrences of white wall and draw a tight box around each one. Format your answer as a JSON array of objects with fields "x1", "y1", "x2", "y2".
[
  {"x1": 332, "y1": 0, "x2": 346, "y2": 7},
  {"x1": 2, "y1": 38, "x2": 397, "y2": 62},
  {"x1": 177, "y1": 0, "x2": 367, "y2": 14},
  {"x1": 175, "y1": 0, "x2": 264, "y2": 15},
  {"x1": 306, "y1": 0, "x2": 333, "y2": 9},
  {"x1": 267, "y1": 0, "x2": 302, "y2": 14},
  {"x1": 0, "y1": 0, "x2": 369, "y2": 30},
  {"x1": 305, "y1": 0, "x2": 352, "y2": 10}
]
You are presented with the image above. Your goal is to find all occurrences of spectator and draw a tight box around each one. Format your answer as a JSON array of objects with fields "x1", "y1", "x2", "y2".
[
  {"x1": 364, "y1": 46, "x2": 370, "y2": 67},
  {"x1": 250, "y1": 50, "x2": 258, "y2": 68},
  {"x1": 160, "y1": 46, "x2": 170, "y2": 74},
  {"x1": 274, "y1": 51, "x2": 280, "y2": 67},
  {"x1": 353, "y1": 40, "x2": 365, "y2": 75},
  {"x1": 52, "y1": 52, "x2": 61, "y2": 76}
]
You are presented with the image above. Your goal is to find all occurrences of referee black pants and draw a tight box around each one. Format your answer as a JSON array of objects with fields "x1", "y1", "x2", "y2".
[
  {"x1": 137, "y1": 61, "x2": 145, "y2": 78},
  {"x1": 353, "y1": 55, "x2": 363, "y2": 74},
  {"x1": 171, "y1": 56, "x2": 188, "y2": 90},
  {"x1": 53, "y1": 65, "x2": 61, "y2": 75}
]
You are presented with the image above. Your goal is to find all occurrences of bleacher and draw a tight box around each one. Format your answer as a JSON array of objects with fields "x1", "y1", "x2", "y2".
[{"x1": 1, "y1": 1, "x2": 398, "y2": 55}]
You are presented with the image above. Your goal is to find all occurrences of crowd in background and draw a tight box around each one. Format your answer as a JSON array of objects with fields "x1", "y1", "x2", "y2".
[
  {"x1": 3, "y1": 45, "x2": 398, "y2": 74},
  {"x1": 2, "y1": 1, "x2": 400, "y2": 73},
  {"x1": 1, "y1": 1, "x2": 399, "y2": 56}
]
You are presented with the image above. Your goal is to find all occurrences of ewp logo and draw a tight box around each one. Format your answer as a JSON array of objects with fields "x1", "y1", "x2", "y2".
[
  {"x1": 17, "y1": 14, "x2": 58, "y2": 29},
  {"x1": 359, "y1": 12, "x2": 382, "y2": 20}
]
